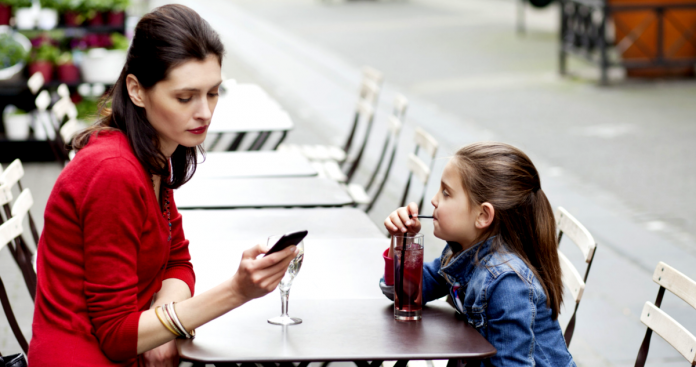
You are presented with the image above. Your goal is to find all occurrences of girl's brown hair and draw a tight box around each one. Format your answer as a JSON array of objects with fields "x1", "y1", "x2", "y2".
[
  {"x1": 453, "y1": 142, "x2": 563, "y2": 319},
  {"x1": 72, "y1": 4, "x2": 224, "y2": 189}
]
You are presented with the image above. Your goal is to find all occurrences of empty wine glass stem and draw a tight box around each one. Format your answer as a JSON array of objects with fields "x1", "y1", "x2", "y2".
[{"x1": 280, "y1": 288, "x2": 290, "y2": 317}]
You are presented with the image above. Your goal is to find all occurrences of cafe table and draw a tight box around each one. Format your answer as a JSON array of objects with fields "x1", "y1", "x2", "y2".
[
  {"x1": 195, "y1": 151, "x2": 317, "y2": 179},
  {"x1": 174, "y1": 177, "x2": 354, "y2": 209},
  {"x1": 178, "y1": 234, "x2": 496, "y2": 366},
  {"x1": 179, "y1": 208, "x2": 385, "y2": 241},
  {"x1": 208, "y1": 83, "x2": 293, "y2": 151}
]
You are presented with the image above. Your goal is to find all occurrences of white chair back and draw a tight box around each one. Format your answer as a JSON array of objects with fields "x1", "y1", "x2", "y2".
[
  {"x1": 0, "y1": 159, "x2": 24, "y2": 189},
  {"x1": 635, "y1": 262, "x2": 696, "y2": 366},
  {"x1": 27, "y1": 72, "x2": 44, "y2": 95},
  {"x1": 555, "y1": 206, "x2": 598, "y2": 347}
]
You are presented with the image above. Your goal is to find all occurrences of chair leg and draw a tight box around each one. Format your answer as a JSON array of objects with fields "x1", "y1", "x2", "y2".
[{"x1": 0, "y1": 278, "x2": 29, "y2": 354}]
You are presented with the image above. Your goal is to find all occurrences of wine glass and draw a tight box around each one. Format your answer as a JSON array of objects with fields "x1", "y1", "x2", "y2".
[{"x1": 267, "y1": 235, "x2": 305, "y2": 325}]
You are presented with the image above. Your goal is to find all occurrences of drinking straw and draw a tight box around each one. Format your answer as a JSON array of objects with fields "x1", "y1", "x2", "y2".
[
  {"x1": 409, "y1": 215, "x2": 433, "y2": 219},
  {"x1": 398, "y1": 234, "x2": 407, "y2": 311}
]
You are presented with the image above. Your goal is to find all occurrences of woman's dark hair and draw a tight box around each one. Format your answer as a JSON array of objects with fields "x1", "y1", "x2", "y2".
[
  {"x1": 73, "y1": 4, "x2": 225, "y2": 189},
  {"x1": 453, "y1": 142, "x2": 563, "y2": 319}
]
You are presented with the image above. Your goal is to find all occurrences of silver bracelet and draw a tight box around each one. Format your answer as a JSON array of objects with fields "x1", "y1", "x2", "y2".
[{"x1": 165, "y1": 302, "x2": 192, "y2": 339}]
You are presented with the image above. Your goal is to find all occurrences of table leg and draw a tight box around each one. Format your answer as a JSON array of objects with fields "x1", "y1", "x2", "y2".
[
  {"x1": 249, "y1": 131, "x2": 272, "y2": 151},
  {"x1": 394, "y1": 360, "x2": 409, "y2": 367},
  {"x1": 446, "y1": 359, "x2": 471, "y2": 367},
  {"x1": 354, "y1": 361, "x2": 384, "y2": 367},
  {"x1": 273, "y1": 131, "x2": 288, "y2": 150},
  {"x1": 228, "y1": 133, "x2": 247, "y2": 151}
]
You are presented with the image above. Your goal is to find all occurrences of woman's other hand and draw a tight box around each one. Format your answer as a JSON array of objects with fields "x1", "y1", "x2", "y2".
[
  {"x1": 231, "y1": 243, "x2": 297, "y2": 302},
  {"x1": 384, "y1": 202, "x2": 422, "y2": 236},
  {"x1": 139, "y1": 339, "x2": 179, "y2": 367}
]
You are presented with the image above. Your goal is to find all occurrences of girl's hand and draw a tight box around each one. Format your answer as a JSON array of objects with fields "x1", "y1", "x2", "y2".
[
  {"x1": 139, "y1": 339, "x2": 179, "y2": 367},
  {"x1": 231, "y1": 243, "x2": 297, "y2": 302},
  {"x1": 384, "y1": 202, "x2": 422, "y2": 236}
]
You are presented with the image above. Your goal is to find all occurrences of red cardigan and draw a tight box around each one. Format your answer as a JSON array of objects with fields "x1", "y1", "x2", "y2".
[{"x1": 28, "y1": 131, "x2": 195, "y2": 366}]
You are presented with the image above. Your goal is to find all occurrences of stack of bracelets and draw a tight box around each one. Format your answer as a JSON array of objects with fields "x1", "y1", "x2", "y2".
[{"x1": 155, "y1": 302, "x2": 196, "y2": 339}]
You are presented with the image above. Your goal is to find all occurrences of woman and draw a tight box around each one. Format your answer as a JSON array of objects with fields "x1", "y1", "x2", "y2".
[{"x1": 28, "y1": 5, "x2": 297, "y2": 366}]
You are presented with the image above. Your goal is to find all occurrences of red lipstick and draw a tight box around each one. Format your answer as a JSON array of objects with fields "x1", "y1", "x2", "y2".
[{"x1": 187, "y1": 126, "x2": 208, "y2": 134}]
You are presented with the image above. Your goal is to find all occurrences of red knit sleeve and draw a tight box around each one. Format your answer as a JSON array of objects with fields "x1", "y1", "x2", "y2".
[
  {"x1": 164, "y1": 190, "x2": 195, "y2": 296},
  {"x1": 81, "y1": 158, "x2": 147, "y2": 361}
]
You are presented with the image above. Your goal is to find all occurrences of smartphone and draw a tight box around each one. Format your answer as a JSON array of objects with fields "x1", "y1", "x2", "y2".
[{"x1": 264, "y1": 230, "x2": 308, "y2": 257}]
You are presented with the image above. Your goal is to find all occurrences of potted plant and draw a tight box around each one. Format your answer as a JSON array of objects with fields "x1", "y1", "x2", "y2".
[
  {"x1": 62, "y1": 0, "x2": 84, "y2": 27},
  {"x1": 56, "y1": 51, "x2": 79, "y2": 82},
  {"x1": 79, "y1": 31, "x2": 126, "y2": 83},
  {"x1": 107, "y1": 0, "x2": 127, "y2": 26},
  {"x1": 36, "y1": 0, "x2": 60, "y2": 29},
  {"x1": 0, "y1": 31, "x2": 30, "y2": 80},
  {"x1": 27, "y1": 37, "x2": 59, "y2": 82},
  {"x1": 82, "y1": 0, "x2": 111, "y2": 26},
  {"x1": 0, "y1": 0, "x2": 11, "y2": 25},
  {"x1": 12, "y1": 0, "x2": 35, "y2": 29},
  {"x1": 3, "y1": 106, "x2": 31, "y2": 140},
  {"x1": 75, "y1": 97, "x2": 98, "y2": 121}
]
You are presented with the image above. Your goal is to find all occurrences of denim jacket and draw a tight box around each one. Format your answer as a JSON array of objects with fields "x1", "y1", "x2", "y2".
[{"x1": 384, "y1": 238, "x2": 576, "y2": 367}]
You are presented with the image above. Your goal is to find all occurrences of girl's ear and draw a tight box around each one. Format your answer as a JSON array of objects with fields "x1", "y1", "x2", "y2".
[
  {"x1": 126, "y1": 74, "x2": 146, "y2": 108},
  {"x1": 475, "y1": 203, "x2": 495, "y2": 230}
]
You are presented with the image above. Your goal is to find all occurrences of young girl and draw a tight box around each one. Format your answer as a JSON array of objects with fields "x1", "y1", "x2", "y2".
[{"x1": 382, "y1": 142, "x2": 576, "y2": 367}]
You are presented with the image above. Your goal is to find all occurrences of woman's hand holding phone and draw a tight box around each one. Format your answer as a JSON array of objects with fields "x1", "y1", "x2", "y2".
[{"x1": 231, "y1": 244, "x2": 297, "y2": 303}]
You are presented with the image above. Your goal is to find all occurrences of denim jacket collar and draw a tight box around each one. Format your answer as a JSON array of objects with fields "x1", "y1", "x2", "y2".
[{"x1": 439, "y1": 237, "x2": 495, "y2": 286}]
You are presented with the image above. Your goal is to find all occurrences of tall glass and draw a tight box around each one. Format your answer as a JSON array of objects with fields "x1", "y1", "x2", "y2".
[
  {"x1": 267, "y1": 235, "x2": 305, "y2": 325},
  {"x1": 393, "y1": 233, "x2": 424, "y2": 321}
]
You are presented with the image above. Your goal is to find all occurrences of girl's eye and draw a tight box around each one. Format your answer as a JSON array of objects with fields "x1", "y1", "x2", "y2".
[
  {"x1": 442, "y1": 189, "x2": 449, "y2": 197},
  {"x1": 177, "y1": 97, "x2": 192, "y2": 103},
  {"x1": 208, "y1": 93, "x2": 219, "y2": 98}
]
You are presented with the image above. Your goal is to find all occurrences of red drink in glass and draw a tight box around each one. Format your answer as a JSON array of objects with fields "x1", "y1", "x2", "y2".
[{"x1": 393, "y1": 234, "x2": 424, "y2": 321}]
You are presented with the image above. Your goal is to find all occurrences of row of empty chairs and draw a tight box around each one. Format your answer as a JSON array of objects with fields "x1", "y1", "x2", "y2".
[
  {"x1": 279, "y1": 67, "x2": 440, "y2": 214},
  {"x1": 25, "y1": 72, "x2": 85, "y2": 166},
  {"x1": 0, "y1": 159, "x2": 40, "y2": 356}
]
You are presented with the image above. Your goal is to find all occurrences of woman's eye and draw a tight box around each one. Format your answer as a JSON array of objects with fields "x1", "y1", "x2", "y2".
[
  {"x1": 178, "y1": 97, "x2": 192, "y2": 103},
  {"x1": 208, "y1": 93, "x2": 219, "y2": 98},
  {"x1": 442, "y1": 189, "x2": 449, "y2": 197}
]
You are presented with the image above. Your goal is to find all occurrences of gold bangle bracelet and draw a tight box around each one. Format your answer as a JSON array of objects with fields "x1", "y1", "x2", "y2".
[
  {"x1": 161, "y1": 304, "x2": 184, "y2": 338},
  {"x1": 172, "y1": 302, "x2": 195, "y2": 339},
  {"x1": 163, "y1": 302, "x2": 187, "y2": 338},
  {"x1": 155, "y1": 306, "x2": 181, "y2": 337}
]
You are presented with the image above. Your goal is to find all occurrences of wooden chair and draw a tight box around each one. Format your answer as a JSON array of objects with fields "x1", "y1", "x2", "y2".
[
  {"x1": 345, "y1": 94, "x2": 408, "y2": 212},
  {"x1": 0, "y1": 160, "x2": 38, "y2": 301},
  {"x1": 555, "y1": 206, "x2": 597, "y2": 347},
  {"x1": 634, "y1": 262, "x2": 696, "y2": 366},
  {"x1": 400, "y1": 128, "x2": 438, "y2": 213},
  {"x1": 0, "y1": 216, "x2": 30, "y2": 355},
  {"x1": 280, "y1": 66, "x2": 383, "y2": 167}
]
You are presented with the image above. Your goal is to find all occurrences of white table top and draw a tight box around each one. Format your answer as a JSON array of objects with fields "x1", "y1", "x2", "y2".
[
  {"x1": 178, "y1": 233, "x2": 495, "y2": 363},
  {"x1": 186, "y1": 237, "x2": 389, "y2": 300},
  {"x1": 195, "y1": 151, "x2": 317, "y2": 179},
  {"x1": 209, "y1": 83, "x2": 293, "y2": 133},
  {"x1": 174, "y1": 177, "x2": 354, "y2": 209},
  {"x1": 180, "y1": 208, "x2": 385, "y2": 241}
]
